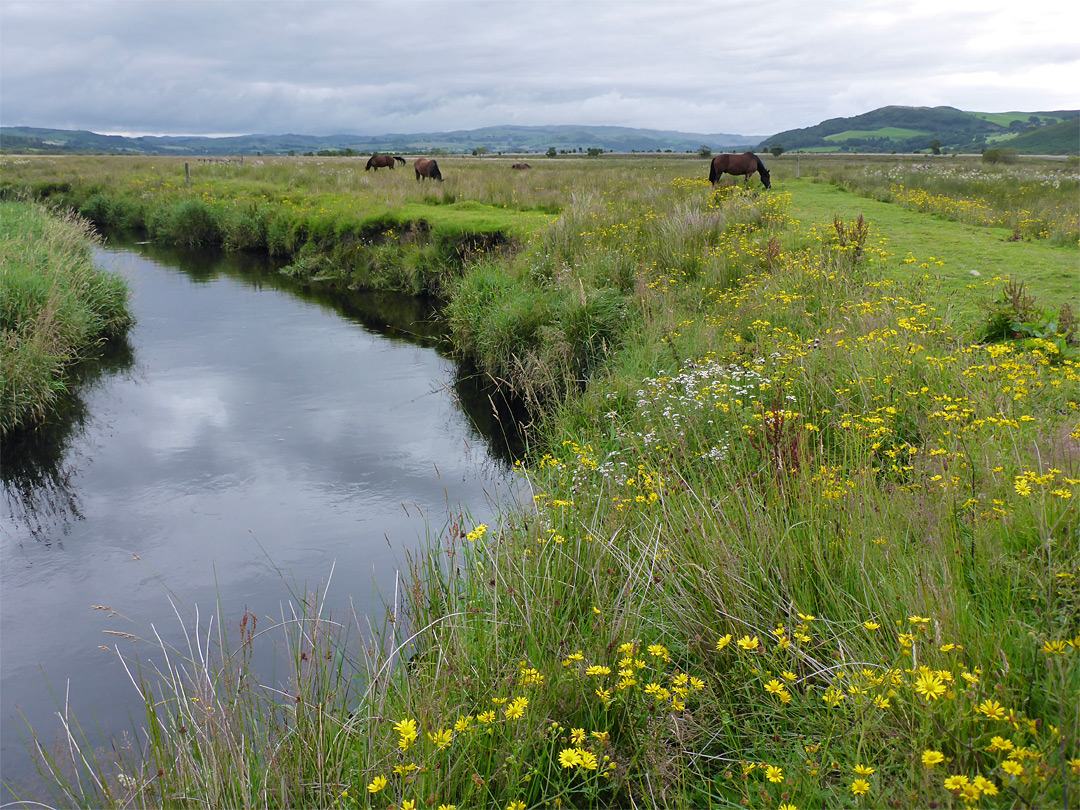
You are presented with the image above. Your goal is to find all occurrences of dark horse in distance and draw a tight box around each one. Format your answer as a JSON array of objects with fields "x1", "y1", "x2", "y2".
[
  {"x1": 511, "y1": 163, "x2": 531, "y2": 170},
  {"x1": 365, "y1": 154, "x2": 407, "y2": 171},
  {"x1": 414, "y1": 158, "x2": 443, "y2": 182},
  {"x1": 708, "y1": 152, "x2": 771, "y2": 188}
]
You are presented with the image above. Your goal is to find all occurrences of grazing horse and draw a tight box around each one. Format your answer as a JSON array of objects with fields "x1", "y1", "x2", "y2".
[
  {"x1": 511, "y1": 163, "x2": 531, "y2": 170},
  {"x1": 708, "y1": 152, "x2": 771, "y2": 188},
  {"x1": 365, "y1": 154, "x2": 406, "y2": 171},
  {"x1": 414, "y1": 157, "x2": 443, "y2": 182}
]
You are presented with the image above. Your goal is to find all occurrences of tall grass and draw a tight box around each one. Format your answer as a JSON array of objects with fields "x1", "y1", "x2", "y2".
[{"x1": 1, "y1": 200, "x2": 133, "y2": 435}]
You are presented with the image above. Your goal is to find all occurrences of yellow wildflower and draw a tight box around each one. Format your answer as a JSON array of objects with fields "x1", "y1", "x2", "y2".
[
  {"x1": 922, "y1": 750, "x2": 945, "y2": 768},
  {"x1": 976, "y1": 698, "x2": 1006, "y2": 720},
  {"x1": 559, "y1": 748, "x2": 582, "y2": 768},
  {"x1": 736, "y1": 635, "x2": 760, "y2": 651},
  {"x1": 944, "y1": 774, "x2": 969, "y2": 790},
  {"x1": 914, "y1": 670, "x2": 946, "y2": 701},
  {"x1": 394, "y1": 718, "x2": 419, "y2": 750},
  {"x1": 578, "y1": 748, "x2": 598, "y2": 770}
]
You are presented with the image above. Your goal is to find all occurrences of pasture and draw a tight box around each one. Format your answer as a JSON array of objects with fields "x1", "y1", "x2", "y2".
[{"x1": 2, "y1": 152, "x2": 1078, "y2": 809}]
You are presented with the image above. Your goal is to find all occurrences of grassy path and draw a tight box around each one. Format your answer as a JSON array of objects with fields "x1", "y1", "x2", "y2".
[{"x1": 784, "y1": 180, "x2": 1079, "y2": 323}]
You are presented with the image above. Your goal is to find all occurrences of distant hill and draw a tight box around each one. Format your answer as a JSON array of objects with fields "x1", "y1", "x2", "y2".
[
  {"x1": 759, "y1": 106, "x2": 1079, "y2": 154},
  {"x1": 0, "y1": 125, "x2": 762, "y2": 156},
  {"x1": 1003, "y1": 119, "x2": 1080, "y2": 155}
]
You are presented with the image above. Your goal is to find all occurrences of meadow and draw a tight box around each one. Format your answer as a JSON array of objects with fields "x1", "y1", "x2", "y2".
[{"x1": 1, "y1": 152, "x2": 1077, "y2": 809}]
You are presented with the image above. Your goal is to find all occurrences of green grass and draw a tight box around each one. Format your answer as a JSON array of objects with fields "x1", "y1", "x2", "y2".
[
  {"x1": 824, "y1": 127, "x2": 931, "y2": 142},
  {"x1": 0, "y1": 200, "x2": 133, "y2": 434},
  {"x1": 966, "y1": 111, "x2": 1060, "y2": 127},
  {"x1": 783, "y1": 181, "x2": 1080, "y2": 320},
  {"x1": 5, "y1": 154, "x2": 1079, "y2": 809}
]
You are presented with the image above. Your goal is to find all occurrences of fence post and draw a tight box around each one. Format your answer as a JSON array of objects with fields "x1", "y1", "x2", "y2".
[{"x1": 185, "y1": 162, "x2": 191, "y2": 185}]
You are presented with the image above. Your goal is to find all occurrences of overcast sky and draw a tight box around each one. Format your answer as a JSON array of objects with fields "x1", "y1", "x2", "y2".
[{"x1": 2, "y1": 0, "x2": 1077, "y2": 139}]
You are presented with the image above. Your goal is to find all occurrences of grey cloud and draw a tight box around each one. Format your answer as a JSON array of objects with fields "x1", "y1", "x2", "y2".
[{"x1": 2, "y1": 0, "x2": 1077, "y2": 137}]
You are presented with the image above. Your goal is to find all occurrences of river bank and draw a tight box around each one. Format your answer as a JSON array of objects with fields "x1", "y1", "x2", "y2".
[{"x1": 1, "y1": 201, "x2": 134, "y2": 435}]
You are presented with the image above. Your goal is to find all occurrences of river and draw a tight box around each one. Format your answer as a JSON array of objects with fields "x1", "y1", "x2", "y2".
[{"x1": 0, "y1": 239, "x2": 520, "y2": 802}]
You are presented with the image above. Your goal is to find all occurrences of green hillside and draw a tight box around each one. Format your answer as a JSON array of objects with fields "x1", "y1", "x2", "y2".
[
  {"x1": 1003, "y1": 118, "x2": 1080, "y2": 154},
  {"x1": 761, "y1": 105, "x2": 1079, "y2": 154}
]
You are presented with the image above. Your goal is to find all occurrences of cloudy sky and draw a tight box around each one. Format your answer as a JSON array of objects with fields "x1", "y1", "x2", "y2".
[{"x1": 2, "y1": 0, "x2": 1077, "y2": 139}]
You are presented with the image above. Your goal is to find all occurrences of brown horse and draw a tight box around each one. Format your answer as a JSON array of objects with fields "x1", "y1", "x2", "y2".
[
  {"x1": 414, "y1": 158, "x2": 443, "y2": 182},
  {"x1": 708, "y1": 152, "x2": 771, "y2": 188},
  {"x1": 365, "y1": 154, "x2": 406, "y2": 171},
  {"x1": 511, "y1": 163, "x2": 531, "y2": 170}
]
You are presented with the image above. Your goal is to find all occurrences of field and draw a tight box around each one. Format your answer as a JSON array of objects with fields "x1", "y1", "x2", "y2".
[
  {"x1": 2, "y1": 153, "x2": 1078, "y2": 809},
  {"x1": 967, "y1": 112, "x2": 1067, "y2": 127},
  {"x1": 823, "y1": 127, "x2": 930, "y2": 142}
]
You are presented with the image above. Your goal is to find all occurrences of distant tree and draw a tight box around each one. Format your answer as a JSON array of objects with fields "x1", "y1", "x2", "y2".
[
  {"x1": 586, "y1": 147, "x2": 602, "y2": 157},
  {"x1": 769, "y1": 144, "x2": 784, "y2": 157},
  {"x1": 1028, "y1": 115, "x2": 1041, "y2": 127},
  {"x1": 546, "y1": 147, "x2": 557, "y2": 158},
  {"x1": 983, "y1": 148, "x2": 1018, "y2": 165},
  {"x1": 472, "y1": 146, "x2": 489, "y2": 156},
  {"x1": 697, "y1": 145, "x2": 712, "y2": 158},
  {"x1": 929, "y1": 139, "x2": 941, "y2": 155}
]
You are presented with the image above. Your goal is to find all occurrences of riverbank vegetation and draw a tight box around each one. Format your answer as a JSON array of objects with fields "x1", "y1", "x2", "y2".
[
  {"x1": 3, "y1": 153, "x2": 1077, "y2": 808},
  {"x1": 0, "y1": 200, "x2": 133, "y2": 435}
]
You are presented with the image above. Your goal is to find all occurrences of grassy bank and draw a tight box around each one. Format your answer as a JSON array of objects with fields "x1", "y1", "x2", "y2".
[
  {"x1": 0, "y1": 200, "x2": 133, "y2": 435},
  {"x1": 0, "y1": 155, "x2": 560, "y2": 298},
  {"x1": 6, "y1": 155, "x2": 1078, "y2": 809}
]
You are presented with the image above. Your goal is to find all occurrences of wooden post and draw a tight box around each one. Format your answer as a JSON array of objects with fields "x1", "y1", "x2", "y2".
[
  {"x1": 185, "y1": 162, "x2": 190, "y2": 185},
  {"x1": 796, "y1": 154, "x2": 800, "y2": 179}
]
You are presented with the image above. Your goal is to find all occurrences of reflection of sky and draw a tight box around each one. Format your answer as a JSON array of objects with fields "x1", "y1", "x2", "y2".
[{"x1": 0, "y1": 247, "x2": 518, "y2": 796}]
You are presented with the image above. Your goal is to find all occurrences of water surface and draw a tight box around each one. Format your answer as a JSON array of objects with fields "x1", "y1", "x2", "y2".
[{"x1": 0, "y1": 240, "x2": 518, "y2": 800}]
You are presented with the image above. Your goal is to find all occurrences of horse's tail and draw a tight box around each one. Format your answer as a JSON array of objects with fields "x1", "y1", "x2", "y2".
[
  {"x1": 395, "y1": 156, "x2": 406, "y2": 164},
  {"x1": 708, "y1": 157, "x2": 717, "y2": 184}
]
